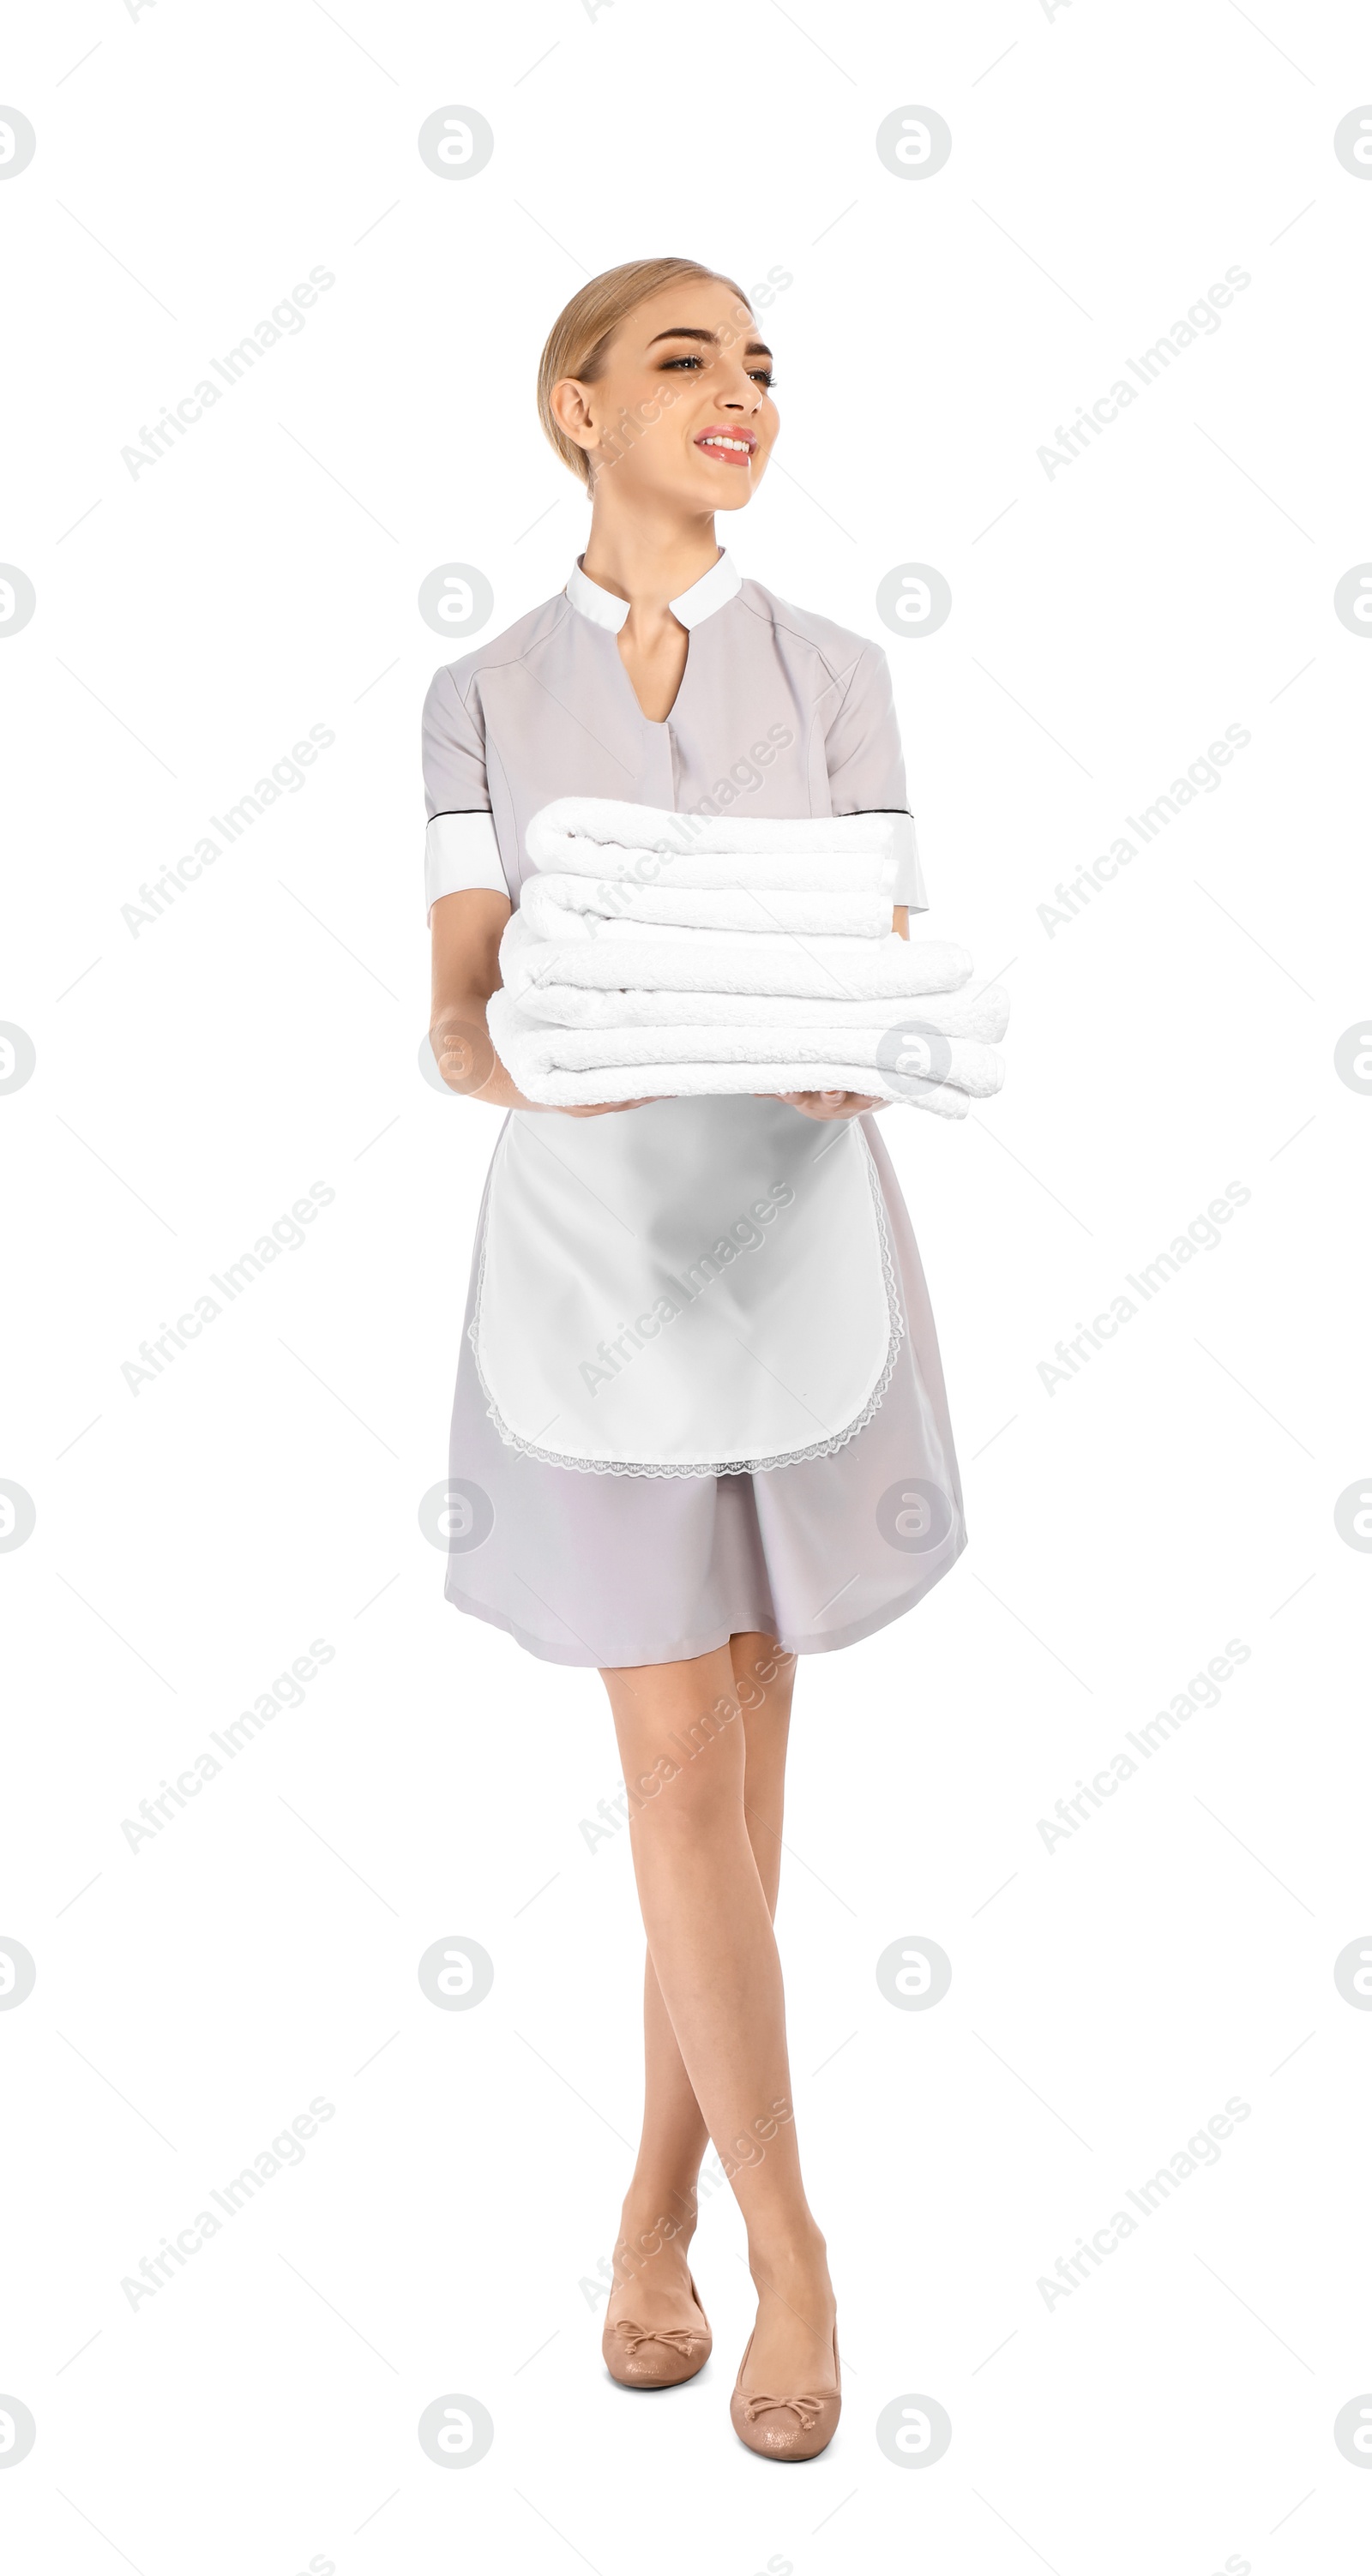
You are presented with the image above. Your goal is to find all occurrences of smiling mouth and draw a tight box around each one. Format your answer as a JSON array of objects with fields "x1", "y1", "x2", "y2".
[{"x1": 695, "y1": 431, "x2": 755, "y2": 465}]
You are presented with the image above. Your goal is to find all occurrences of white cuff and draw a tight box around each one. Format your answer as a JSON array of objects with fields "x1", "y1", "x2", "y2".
[
  {"x1": 888, "y1": 812, "x2": 928, "y2": 912},
  {"x1": 837, "y1": 809, "x2": 927, "y2": 910},
  {"x1": 425, "y1": 811, "x2": 508, "y2": 919}
]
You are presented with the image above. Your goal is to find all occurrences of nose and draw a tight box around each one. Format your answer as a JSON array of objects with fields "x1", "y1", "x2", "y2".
[
  {"x1": 715, "y1": 343, "x2": 763, "y2": 410},
  {"x1": 719, "y1": 377, "x2": 762, "y2": 412}
]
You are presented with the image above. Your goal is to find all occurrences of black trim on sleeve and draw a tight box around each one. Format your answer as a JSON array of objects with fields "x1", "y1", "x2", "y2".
[{"x1": 427, "y1": 808, "x2": 496, "y2": 821}]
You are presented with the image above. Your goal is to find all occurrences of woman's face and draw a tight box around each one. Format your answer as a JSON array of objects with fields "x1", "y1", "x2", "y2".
[{"x1": 556, "y1": 275, "x2": 779, "y2": 510}]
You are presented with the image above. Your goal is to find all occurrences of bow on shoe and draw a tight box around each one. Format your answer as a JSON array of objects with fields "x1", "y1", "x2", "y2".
[
  {"x1": 742, "y1": 2391, "x2": 825, "y2": 2431},
  {"x1": 614, "y1": 2321, "x2": 701, "y2": 2358}
]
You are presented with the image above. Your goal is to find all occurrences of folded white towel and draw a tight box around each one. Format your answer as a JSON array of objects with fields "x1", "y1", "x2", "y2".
[
  {"x1": 539, "y1": 846, "x2": 899, "y2": 894},
  {"x1": 488, "y1": 989, "x2": 998, "y2": 1114},
  {"x1": 512, "y1": 968, "x2": 1010, "y2": 1042},
  {"x1": 520, "y1": 1063, "x2": 971, "y2": 1114},
  {"x1": 527, "y1": 796, "x2": 901, "y2": 887},
  {"x1": 499, "y1": 908, "x2": 973, "y2": 1011},
  {"x1": 521, "y1": 872, "x2": 894, "y2": 945},
  {"x1": 497, "y1": 801, "x2": 1007, "y2": 1117}
]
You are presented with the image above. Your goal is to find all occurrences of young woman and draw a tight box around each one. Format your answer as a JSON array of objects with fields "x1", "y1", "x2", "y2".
[{"x1": 425, "y1": 257, "x2": 965, "y2": 2460}]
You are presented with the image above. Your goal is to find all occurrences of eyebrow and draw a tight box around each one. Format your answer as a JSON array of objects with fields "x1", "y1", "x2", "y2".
[{"x1": 646, "y1": 325, "x2": 773, "y2": 359}]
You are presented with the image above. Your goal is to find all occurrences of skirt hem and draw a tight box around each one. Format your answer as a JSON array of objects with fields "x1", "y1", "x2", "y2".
[{"x1": 445, "y1": 1528, "x2": 965, "y2": 1671}]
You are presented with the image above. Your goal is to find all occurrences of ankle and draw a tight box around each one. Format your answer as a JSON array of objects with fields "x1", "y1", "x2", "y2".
[
  {"x1": 747, "y1": 2220, "x2": 829, "y2": 2288},
  {"x1": 613, "y1": 2195, "x2": 697, "y2": 2285}
]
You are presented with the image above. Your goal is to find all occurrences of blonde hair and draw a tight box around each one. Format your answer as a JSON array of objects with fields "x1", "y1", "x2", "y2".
[{"x1": 537, "y1": 257, "x2": 750, "y2": 492}]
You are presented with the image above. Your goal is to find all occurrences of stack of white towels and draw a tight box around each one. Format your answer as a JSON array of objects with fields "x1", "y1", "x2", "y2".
[{"x1": 487, "y1": 798, "x2": 1008, "y2": 1116}]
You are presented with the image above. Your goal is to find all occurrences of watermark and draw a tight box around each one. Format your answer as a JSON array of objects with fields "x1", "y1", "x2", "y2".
[
  {"x1": 578, "y1": 2112, "x2": 797, "y2": 2310},
  {"x1": 120, "y1": 725, "x2": 336, "y2": 935},
  {"x1": 692, "y1": 718, "x2": 793, "y2": 809},
  {"x1": 875, "y1": 1023, "x2": 953, "y2": 1102},
  {"x1": 0, "y1": 1024, "x2": 36, "y2": 1091},
  {"x1": 417, "y1": 109, "x2": 494, "y2": 179},
  {"x1": 417, "y1": 2394, "x2": 494, "y2": 2465},
  {"x1": 0, "y1": 1482, "x2": 36, "y2": 1552},
  {"x1": 1037, "y1": 724, "x2": 1252, "y2": 936},
  {"x1": 0, "y1": 1939, "x2": 37, "y2": 2008},
  {"x1": 1037, "y1": 267, "x2": 1251, "y2": 480},
  {"x1": 1036, "y1": 1641, "x2": 1251, "y2": 1854},
  {"x1": 580, "y1": 2163, "x2": 725, "y2": 2308},
  {"x1": 1037, "y1": 2096, "x2": 1251, "y2": 2309},
  {"x1": 418, "y1": 563, "x2": 494, "y2": 639},
  {"x1": 707, "y1": 2098, "x2": 791, "y2": 2191},
  {"x1": 876, "y1": 108, "x2": 953, "y2": 180},
  {"x1": 0, "y1": 2398, "x2": 36, "y2": 2467},
  {"x1": 1035, "y1": 1181, "x2": 1252, "y2": 1395},
  {"x1": 574, "y1": 728, "x2": 798, "y2": 926},
  {"x1": 876, "y1": 1936, "x2": 952, "y2": 2009},
  {"x1": 417, "y1": 1937, "x2": 494, "y2": 2009},
  {"x1": 0, "y1": 566, "x2": 36, "y2": 635},
  {"x1": 119, "y1": 1182, "x2": 336, "y2": 1395},
  {"x1": 1334, "y1": 567, "x2": 1372, "y2": 635},
  {"x1": 120, "y1": 2097, "x2": 336, "y2": 2309},
  {"x1": 1335, "y1": 2396, "x2": 1372, "y2": 2462},
  {"x1": 120, "y1": 272, "x2": 336, "y2": 479},
  {"x1": 421, "y1": 1021, "x2": 496, "y2": 1097},
  {"x1": 518, "y1": 730, "x2": 806, "y2": 970},
  {"x1": 1334, "y1": 1480, "x2": 1372, "y2": 1551},
  {"x1": 876, "y1": 1476, "x2": 954, "y2": 1550},
  {"x1": 580, "y1": 1642, "x2": 796, "y2": 1852},
  {"x1": 1333, "y1": 1939, "x2": 1372, "y2": 2008},
  {"x1": 1334, "y1": 1022, "x2": 1372, "y2": 1089},
  {"x1": 876, "y1": 2393, "x2": 953, "y2": 2465},
  {"x1": 487, "y1": 751, "x2": 803, "y2": 1027},
  {"x1": 418, "y1": 1478, "x2": 495, "y2": 1553},
  {"x1": 1334, "y1": 109, "x2": 1372, "y2": 177},
  {"x1": 575, "y1": 1183, "x2": 796, "y2": 1398},
  {"x1": 120, "y1": 1641, "x2": 335, "y2": 1852},
  {"x1": 581, "y1": 1779, "x2": 643, "y2": 1855},
  {"x1": 0, "y1": 110, "x2": 35, "y2": 180},
  {"x1": 876, "y1": 564, "x2": 952, "y2": 637},
  {"x1": 738, "y1": 265, "x2": 791, "y2": 315}
]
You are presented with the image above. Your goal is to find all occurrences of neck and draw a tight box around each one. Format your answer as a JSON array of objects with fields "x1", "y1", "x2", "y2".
[{"x1": 580, "y1": 492, "x2": 722, "y2": 616}]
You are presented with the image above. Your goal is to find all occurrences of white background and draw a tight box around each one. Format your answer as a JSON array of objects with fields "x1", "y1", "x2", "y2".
[{"x1": 3, "y1": 2, "x2": 1370, "y2": 2569}]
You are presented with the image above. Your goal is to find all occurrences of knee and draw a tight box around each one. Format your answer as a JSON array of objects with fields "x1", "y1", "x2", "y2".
[{"x1": 629, "y1": 1701, "x2": 743, "y2": 1835}]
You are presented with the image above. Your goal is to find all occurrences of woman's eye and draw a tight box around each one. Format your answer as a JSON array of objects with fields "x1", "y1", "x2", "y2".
[{"x1": 658, "y1": 353, "x2": 776, "y2": 387}]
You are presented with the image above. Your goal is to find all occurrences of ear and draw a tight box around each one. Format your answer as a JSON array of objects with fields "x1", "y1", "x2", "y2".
[{"x1": 549, "y1": 375, "x2": 598, "y2": 457}]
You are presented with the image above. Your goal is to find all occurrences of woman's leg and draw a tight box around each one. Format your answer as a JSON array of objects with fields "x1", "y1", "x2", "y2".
[
  {"x1": 601, "y1": 1634, "x2": 836, "y2": 2393},
  {"x1": 606, "y1": 1636, "x2": 794, "y2": 2325}
]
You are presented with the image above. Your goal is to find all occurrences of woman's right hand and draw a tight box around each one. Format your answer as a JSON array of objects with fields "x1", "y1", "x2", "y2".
[{"x1": 558, "y1": 1097, "x2": 658, "y2": 1116}]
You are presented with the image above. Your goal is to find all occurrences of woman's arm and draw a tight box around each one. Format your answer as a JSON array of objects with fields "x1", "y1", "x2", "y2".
[
  {"x1": 430, "y1": 886, "x2": 525, "y2": 1108},
  {"x1": 429, "y1": 890, "x2": 651, "y2": 1116}
]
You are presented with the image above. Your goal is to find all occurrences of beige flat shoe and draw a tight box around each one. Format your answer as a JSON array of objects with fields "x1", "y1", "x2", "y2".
[
  {"x1": 730, "y1": 2320, "x2": 841, "y2": 2460},
  {"x1": 602, "y1": 2269, "x2": 712, "y2": 2388}
]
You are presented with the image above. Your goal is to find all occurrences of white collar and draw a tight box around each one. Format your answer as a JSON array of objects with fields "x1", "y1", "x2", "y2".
[{"x1": 566, "y1": 549, "x2": 743, "y2": 634}]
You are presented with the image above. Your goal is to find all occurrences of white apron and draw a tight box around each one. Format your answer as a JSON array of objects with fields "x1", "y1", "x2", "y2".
[{"x1": 470, "y1": 1096, "x2": 902, "y2": 1476}]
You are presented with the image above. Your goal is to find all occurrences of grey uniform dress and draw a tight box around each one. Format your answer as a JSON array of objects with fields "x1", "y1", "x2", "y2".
[{"x1": 424, "y1": 549, "x2": 966, "y2": 1668}]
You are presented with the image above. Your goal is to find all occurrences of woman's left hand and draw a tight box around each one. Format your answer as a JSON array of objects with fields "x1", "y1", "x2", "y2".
[{"x1": 773, "y1": 1090, "x2": 884, "y2": 1120}]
